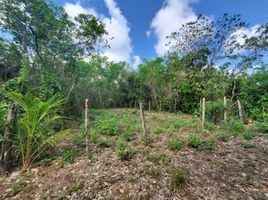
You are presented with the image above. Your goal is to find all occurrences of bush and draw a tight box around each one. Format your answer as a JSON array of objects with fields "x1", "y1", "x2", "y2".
[
  {"x1": 188, "y1": 134, "x2": 202, "y2": 148},
  {"x1": 223, "y1": 120, "x2": 245, "y2": 134},
  {"x1": 217, "y1": 131, "x2": 231, "y2": 142},
  {"x1": 60, "y1": 148, "x2": 75, "y2": 164},
  {"x1": 95, "y1": 113, "x2": 120, "y2": 136},
  {"x1": 171, "y1": 167, "x2": 189, "y2": 188},
  {"x1": 169, "y1": 117, "x2": 193, "y2": 129},
  {"x1": 123, "y1": 129, "x2": 134, "y2": 141},
  {"x1": 206, "y1": 100, "x2": 224, "y2": 123},
  {"x1": 168, "y1": 136, "x2": 183, "y2": 151},
  {"x1": 243, "y1": 132, "x2": 255, "y2": 140},
  {"x1": 257, "y1": 121, "x2": 268, "y2": 134},
  {"x1": 155, "y1": 126, "x2": 163, "y2": 134},
  {"x1": 117, "y1": 146, "x2": 133, "y2": 160},
  {"x1": 97, "y1": 137, "x2": 112, "y2": 148},
  {"x1": 90, "y1": 129, "x2": 99, "y2": 144},
  {"x1": 205, "y1": 122, "x2": 216, "y2": 131},
  {"x1": 201, "y1": 136, "x2": 216, "y2": 151}
]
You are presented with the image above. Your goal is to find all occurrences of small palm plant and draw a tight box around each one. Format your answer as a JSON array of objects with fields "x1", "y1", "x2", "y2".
[{"x1": 6, "y1": 92, "x2": 68, "y2": 170}]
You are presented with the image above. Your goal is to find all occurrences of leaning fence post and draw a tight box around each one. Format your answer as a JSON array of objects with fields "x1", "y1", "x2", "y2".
[
  {"x1": 139, "y1": 103, "x2": 147, "y2": 145},
  {"x1": 224, "y1": 96, "x2": 227, "y2": 123},
  {"x1": 237, "y1": 99, "x2": 243, "y2": 124},
  {"x1": 201, "y1": 97, "x2": 205, "y2": 128},
  {"x1": 85, "y1": 98, "x2": 90, "y2": 153}
]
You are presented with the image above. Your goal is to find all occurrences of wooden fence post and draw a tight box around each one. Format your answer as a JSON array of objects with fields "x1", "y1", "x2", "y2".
[
  {"x1": 85, "y1": 99, "x2": 90, "y2": 153},
  {"x1": 135, "y1": 101, "x2": 137, "y2": 109},
  {"x1": 201, "y1": 97, "x2": 205, "y2": 128},
  {"x1": 224, "y1": 96, "x2": 227, "y2": 123},
  {"x1": 139, "y1": 103, "x2": 147, "y2": 145},
  {"x1": 175, "y1": 99, "x2": 177, "y2": 113},
  {"x1": 237, "y1": 100, "x2": 243, "y2": 124},
  {"x1": 149, "y1": 101, "x2": 151, "y2": 112}
]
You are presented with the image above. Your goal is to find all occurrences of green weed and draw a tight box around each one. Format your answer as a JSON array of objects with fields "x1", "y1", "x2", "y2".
[
  {"x1": 171, "y1": 167, "x2": 189, "y2": 188},
  {"x1": 187, "y1": 134, "x2": 202, "y2": 148},
  {"x1": 168, "y1": 136, "x2": 183, "y2": 151}
]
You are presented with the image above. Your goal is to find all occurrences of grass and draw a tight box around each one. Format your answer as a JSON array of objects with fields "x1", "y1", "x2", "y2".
[
  {"x1": 148, "y1": 153, "x2": 171, "y2": 165},
  {"x1": 60, "y1": 148, "x2": 75, "y2": 164},
  {"x1": 117, "y1": 146, "x2": 134, "y2": 160},
  {"x1": 11, "y1": 174, "x2": 28, "y2": 195},
  {"x1": 171, "y1": 167, "x2": 189, "y2": 188},
  {"x1": 201, "y1": 136, "x2": 216, "y2": 151},
  {"x1": 187, "y1": 134, "x2": 203, "y2": 148},
  {"x1": 243, "y1": 132, "x2": 255, "y2": 140},
  {"x1": 217, "y1": 130, "x2": 231, "y2": 142},
  {"x1": 240, "y1": 141, "x2": 257, "y2": 149},
  {"x1": 205, "y1": 122, "x2": 216, "y2": 131},
  {"x1": 222, "y1": 120, "x2": 245, "y2": 134},
  {"x1": 168, "y1": 136, "x2": 183, "y2": 151},
  {"x1": 95, "y1": 113, "x2": 121, "y2": 136},
  {"x1": 155, "y1": 126, "x2": 163, "y2": 134}
]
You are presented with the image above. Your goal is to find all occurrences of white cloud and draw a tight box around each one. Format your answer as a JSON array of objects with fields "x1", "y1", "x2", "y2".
[
  {"x1": 131, "y1": 55, "x2": 142, "y2": 70},
  {"x1": 146, "y1": 30, "x2": 151, "y2": 38},
  {"x1": 233, "y1": 25, "x2": 260, "y2": 46},
  {"x1": 102, "y1": 0, "x2": 132, "y2": 62},
  {"x1": 149, "y1": 0, "x2": 198, "y2": 56},
  {"x1": 64, "y1": 1, "x2": 133, "y2": 63},
  {"x1": 64, "y1": 3, "x2": 98, "y2": 18}
]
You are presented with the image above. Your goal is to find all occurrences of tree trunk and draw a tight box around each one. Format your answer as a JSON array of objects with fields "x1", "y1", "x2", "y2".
[
  {"x1": 0, "y1": 102, "x2": 18, "y2": 173},
  {"x1": 139, "y1": 103, "x2": 147, "y2": 145},
  {"x1": 224, "y1": 96, "x2": 227, "y2": 123},
  {"x1": 201, "y1": 98, "x2": 205, "y2": 128},
  {"x1": 84, "y1": 99, "x2": 90, "y2": 153}
]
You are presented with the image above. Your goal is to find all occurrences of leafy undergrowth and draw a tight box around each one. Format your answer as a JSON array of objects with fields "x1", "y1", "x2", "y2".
[{"x1": 0, "y1": 108, "x2": 268, "y2": 200}]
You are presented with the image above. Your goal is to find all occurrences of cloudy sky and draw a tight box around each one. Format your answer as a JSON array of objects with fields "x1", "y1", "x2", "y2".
[{"x1": 55, "y1": 0, "x2": 268, "y2": 67}]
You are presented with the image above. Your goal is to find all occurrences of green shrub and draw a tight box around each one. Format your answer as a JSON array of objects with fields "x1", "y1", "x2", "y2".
[
  {"x1": 169, "y1": 117, "x2": 193, "y2": 129},
  {"x1": 243, "y1": 132, "x2": 255, "y2": 140},
  {"x1": 201, "y1": 136, "x2": 216, "y2": 151},
  {"x1": 168, "y1": 136, "x2": 183, "y2": 151},
  {"x1": 90, "y1": 129, "x2": 99, "y2": 144},
  {"x1": 204, "y1": 122, "x2": 216, "y2": 131},
  {"x1": 39, "y1": 155, "x2": 54, "y2": 166},
  {"x1": 171, "y1": 167, "x2": 189, "y2": 188},
  {"x1": 123, "y1": 129, "x2": 134, "y2": 141},
  {"x1": 95, "y1": 113, "x2": 120, "y2": 136},
  {"x1": 0, "y1": 102, "x2": 7, "y2": 132},
  {"x1": 188, "y1": 134, "x2": 202, "y2": 148},
  {"x1": 98, "y1": 137, "x2": 112, "y2": 148},
  {"x1": 217, "y1": 131, "x2": 231, "y2": 142},
  {"x1": 60, "y1": 148, "x2": 75, "y2": 164},
  {"x1": 148, "y1": 153, "x2": 171, "y2": 165},
  {"x1": 147, "y1": 133, "x2": 154, "y2": 144},
  {"x1": 155, "y1": 126, "x2": 163, "y2": 134},
  {"x1": 240, "y1": 141, "x2": 257, "y2": 149},
  {"x1": 117, "y1": 146, "x2": 133, "y2": 161},
  {"x1": 223, "y1": 120, "x2": 245, "y2": 134},
  {"x1": 257, "y1": 121, "x2": 268, "y2": 134},
  {"x1": 206, "y1": 100, "x2": 224, "y2": 123},
  {"x1": 68, "y1": 182, "x2": 81, "y2": 193}
]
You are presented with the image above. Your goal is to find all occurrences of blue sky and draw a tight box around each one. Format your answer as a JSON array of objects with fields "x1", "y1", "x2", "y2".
[{"x1": 54, "y1": 0, "x2": 268, "y2": 67}]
